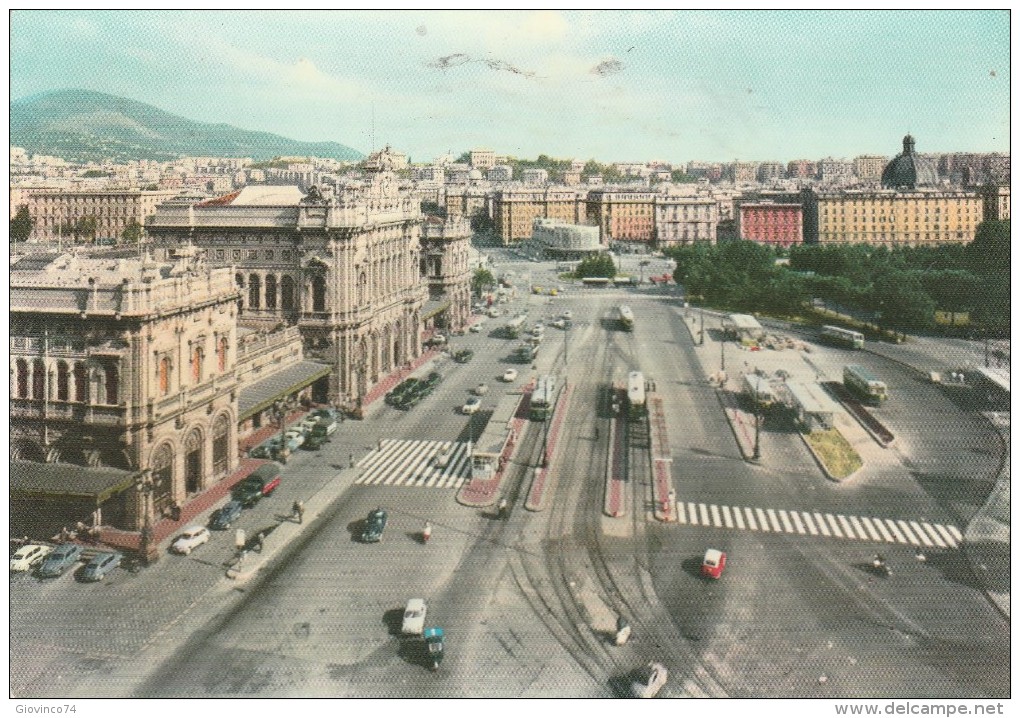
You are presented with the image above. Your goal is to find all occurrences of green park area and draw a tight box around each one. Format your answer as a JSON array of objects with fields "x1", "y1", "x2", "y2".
[{"x1": 805, "y1": 429, "x2": 863, "y2": 480}]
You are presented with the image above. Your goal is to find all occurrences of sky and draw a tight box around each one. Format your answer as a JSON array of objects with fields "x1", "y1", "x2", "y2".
[{"x1": 9, "y1": 9, "x2": 1011, "y2": 164}]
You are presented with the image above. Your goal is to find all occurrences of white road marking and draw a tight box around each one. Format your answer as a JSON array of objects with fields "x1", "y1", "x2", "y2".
[
  {"x1": 755, "y1": 508, "x2": 770, "y2": 532},
  {"x1": 766, "y1": 508, "x2": 782, "y2": 532},
  {"x1": 933, "y1": 524, "x2": 958, "y2": 548},
  {"x1": 920, "y1": 523, "x2": 946, "y2": 548},
  {"x1": 677, "y1": 502, "x2": 687, "y2": 525},
  {"x1": 837, "y1": 515, "x2": 855, "y2": 539},
  {"x1": 721, "y1": 505, "x2": 734, "y2": 528},
  {"x1": 897, "y1": 521, "x2": 921, "y2": 545},
  {"x1": 710, "y1": 504, "x2": 722, "y2": 527},
  {"x1": 909, "y1": 521, "x2": 934, "y2": 547},
  {"x1": 790, "y1": 511, "x2": 806, "y2": 534},
  {"x1": 688, "y1": 502, "x2": 700, "y2": 526},
  {"x1": 826, "y1": 514, "x2": 843, "y2": 537},
  {"x1": 884, "y1": 519, "x2": 908, "y2": 544},
  {"x1": 849, "y1": 515, "x2": 867, "y2": 540},
  {"x1": 814, "y1": 513, "x2": 831, "y2": 537},
  {"x1": 699, "y1": 503, "x2": 710, "y2": 526},
  {"x1": 733, "y1": 507, "x2": 745, "y2": 530},
  {"x1": 802, "y1": 512, "x2": 819, "y2": 535},
  {"x1": 869, "y1": 517, "x2": 894, "y2": 543},
  {"x1": 744, "y1": 508, "x2": 759, "y2": 531},
  {"x1": 946, "y1": 525, "x2": 963, "y2": 543}
]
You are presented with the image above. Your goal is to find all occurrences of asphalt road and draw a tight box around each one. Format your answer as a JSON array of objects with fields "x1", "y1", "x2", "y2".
[{"x1": 10, "y1": 252, "x2": 1008, "y2": 699}]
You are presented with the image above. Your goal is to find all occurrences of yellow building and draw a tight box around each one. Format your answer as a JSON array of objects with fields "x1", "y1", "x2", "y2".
[
  {"x1": 20, "y1": 188, "x2": 180, "y2": 243},
  {"x1": 492, "y1": 187, "x2": 585, "y2": 244},
  {"x1": 585, "y1": 190, "x2": 656, "y2": 245},
  {"x1": 804, "y1": 189, "x2": 983, "y2": 246}
]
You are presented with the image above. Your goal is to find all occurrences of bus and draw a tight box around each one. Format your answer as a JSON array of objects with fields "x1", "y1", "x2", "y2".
[
  {"x1": 618, "y1": 305, "x2": 634, "y2": 331},
  {"x1": 530, "y1": 374, "x2": 558, "y2": 421},
  {"x1": 627, "y1": 370, "x2": 646, "y2": 420},
  {"x1": 742, "y1": 373, "x2": 775, "y2": 409},
  {"x1": 512, "y1": 342, "x2": 539, "y2": 364},
  {"x1": 581, "y1": 277, "x2": 612, "y2": 288},
  {"x1": 821, "y1": 325, "x2": 865, "y2": 349},
  {"x1": 504, "y1": 314, "x2": 527, "y2": 339},
  {"x1": 843, "y1": 365, "x2": 887, "y2": 405}
]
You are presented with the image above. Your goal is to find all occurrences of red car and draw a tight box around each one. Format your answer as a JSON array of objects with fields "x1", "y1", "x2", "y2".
[
  {"x1": 701, "y1": 549, "x2": 726, "y2": 579},
  {"x1": 232, "y1": 464, "x2": 281, "y2": 507}
]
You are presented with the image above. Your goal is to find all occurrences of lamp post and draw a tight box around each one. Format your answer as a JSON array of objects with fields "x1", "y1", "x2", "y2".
[
  {"x1": 136, "y1": 469, "x2": 160, "y2": 566},
  {"x1": 720, "y1": 328, "x2": 726, "y2": 373},
  {"x1": 274, "y1": 398, "x2": 294, "y2": 464},
  {"x1": 751, "y1": 379, "x2": 762, "y2": 462},
  {"x1": 699, "y1": 308, "x2": 705, "y2": 346}
]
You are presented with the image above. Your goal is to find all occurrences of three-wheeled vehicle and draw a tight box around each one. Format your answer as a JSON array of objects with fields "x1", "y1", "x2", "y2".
[
  {"x1": 423, "y1": 626, "x2": 444, "y2": 671},
  {"x1": 701, "y1": 548, "x2": 726, "y2": 579}
]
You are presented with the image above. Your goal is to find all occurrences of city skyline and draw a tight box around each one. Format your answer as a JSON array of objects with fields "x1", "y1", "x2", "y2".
[{"x1": 10, "y1": 10, "x2": 1011, "y2": 164}]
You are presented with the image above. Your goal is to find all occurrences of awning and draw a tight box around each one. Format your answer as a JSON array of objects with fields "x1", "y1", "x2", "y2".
[
  {"x1": 238, "y1": 360, "x2": 332, "y2": 420},
  {"x1": 423, "y1": 298, "x2": 452, "y2": 320},
  {"x1": 10, "y1": 460, "x2": 136, "y2": 503}
]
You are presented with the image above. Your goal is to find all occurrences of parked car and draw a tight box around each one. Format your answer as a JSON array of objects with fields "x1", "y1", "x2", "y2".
[
  {"x1": 551, "y1": 319, "x2": 566, "y2": 329},
  {"x1": 426, "y1": 334, "x2": 446, "y2": 347},
  {"x1": 171, "y1": 526, "x2": 210, "y2": 555},
  {"x1": 401, "y1": 598, "x2": 428, "y2": 635},
  {"x1": 80, "y1": 551, "x2": 122, "y2": 582},
  {"x1": 303, "y1": 432, "x2": 328, "y2": 450},
  {"x1": 311, "y1": 417, "x2": 338, "y2": 437},
  {"x1": 311, "y1": 407, "x2": 341, "y2": 422},
  {"x1": 210, "y1": 500, "x2": 244, "y2": 530},
  {"x1": 249, "y1": 442, "x2": 276, "y2": 460},
  {"x1": 469, "y1": 322, "x2": 484, "y2": 333},
  {"x1": 453, "y1": 349, "x2": 474, "y2": 363},
  {"x1": 502, "y1": 369, "x2": 518, "y2": 383},
  {"x1": 361, "y1": 508, "x2": 388, "y2": 543},
  {"x1": 423, "y1": 372, "x2": 443, "y2": 390},
  {"x1": 474, "y1": 383, "x2": 489, "y2": 396},
  {"x1": 561, "y1": 310, "x2": 573, "y2": 320},
  {"x1": 462, "y1": 397, "x2": 482, "y2": 415},
  {"x1": 232, "y1": 464, "x2": 282, "y2": 507},
  {"x1": 37, "y1": 543, "x2": 84, "y2": 578},
  {"x1": 284, "y1": 428, "x2": 306, "y2": 449},
  {"x1": 630, "y1": 661, "x2": 668, "y2": 698},
  {"x1": 10, "y1": 543, "x2": 52, "y2": 572},
  {"x1": 701, "y1": 548, "x2": 726, "y2": 579}
]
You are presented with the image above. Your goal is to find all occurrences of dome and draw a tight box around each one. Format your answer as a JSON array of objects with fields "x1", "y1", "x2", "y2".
[
  {"x1": 881, "y1": 134, "x2": 939, "y2": 189},
  {"x1": 468, "y1": 169, "x2": 484, "y2": 181}
]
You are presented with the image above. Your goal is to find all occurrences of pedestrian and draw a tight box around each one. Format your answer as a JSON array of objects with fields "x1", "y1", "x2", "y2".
[
  {"x1": 256, "y1": 532, "x2": 265, "y2": 552},
  {"x1": 292, "y1": 500, "x2": 304, "y2": 524},
  {"x1": 595, "y1": 427, "x2": 600, "y2": 440},
  {"x1": 349, "y1": 453, "x2": 355, "y2": 468}
]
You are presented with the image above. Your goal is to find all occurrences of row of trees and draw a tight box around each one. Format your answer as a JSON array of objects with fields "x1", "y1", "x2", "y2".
[
  {"x1": 667, "y1": 221, "x2": 1009, "y2": 333},
  {"x1": 10, "y1": 205, "x2": 145, "y2": 244}
]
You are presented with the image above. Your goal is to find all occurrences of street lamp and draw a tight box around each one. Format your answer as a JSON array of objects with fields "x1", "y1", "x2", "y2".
[
  {"x1": 720, "y1": 328, "x2": 726, "y2": 373},
  {"x1": 274, "y1": 397, "x2": 295, "y2": 464},
  {"x1": 135, "y1": 469, "x2": 160, "y2": 566},
  {"x1": 699, "y1": 308, "x2": 705, "y2": 346},
  {"x1": 751, "y1": 378, "x2": 762, "y2": 462}
]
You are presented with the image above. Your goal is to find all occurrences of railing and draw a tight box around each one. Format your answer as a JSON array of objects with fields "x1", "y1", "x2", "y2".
[{"x1": 11, "y1": 398, "x2": 127, "y2": 426}]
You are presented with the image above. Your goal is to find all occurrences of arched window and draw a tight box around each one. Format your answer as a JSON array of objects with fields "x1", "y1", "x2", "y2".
[
  {"x1": 235, "y1": 273, "x2": 244, "y2": 290},
  {"x1": 32, "y1": 359, "x2": 45, "y2": 401},
  {"x1": 56, "y1": 361, "x2": 70, "y2": 401},
  {"x1": 104, "y1": 365, "x2": 118, "y2": 404},
  {"x1": 358, "y1": 272, "x2": 367, "y2": 305},
  {"x1": 74, "y1": 362, "x2": 88, "y2": 402},
  {"x1": 212, "y1": 413, "x2": 230, "y2": 475},
  {"x1": 248, "y1": 274, "x2": 261, "y2": 309},
  {"x1": 191, "y1": 346, "x2": 203, "y2": 384},
  {"x1": 159, "y1": 357, "x2": 171, "y2": 396},
  {"x1": 265, "y1": 275, "x2": 277, "y2": 309},
  {"x1": 218, "y1": 337, "x2": 228, "y2": 373},
  {"x1": 312, "y1": 275, "x2": 327, "y2": 312},
  {"x1": 15, "y1": 359, "x2": 28, "y2": 398},
  {"x1": 281, "y1": 275, "x2": 295, "y2": 312}
]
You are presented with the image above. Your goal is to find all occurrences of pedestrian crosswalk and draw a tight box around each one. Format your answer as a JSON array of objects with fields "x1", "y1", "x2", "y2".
[
  {"x1": 675, "y1": 500, "x2": 962, "y2": 549},
  {"x1": 355, "y1": 439, "x2": 471, "y2": 489}
]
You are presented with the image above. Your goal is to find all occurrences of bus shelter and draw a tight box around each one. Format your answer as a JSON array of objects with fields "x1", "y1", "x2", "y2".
[
  {"x1": 785, "y1": 381, "x2": 843, "y2": 431},
  {"x1": 722, "y1": 313, "x2": 765, "y2": 342},
  {"x1": 470, "y1": 393, "x2": 524, "y2": 482}
]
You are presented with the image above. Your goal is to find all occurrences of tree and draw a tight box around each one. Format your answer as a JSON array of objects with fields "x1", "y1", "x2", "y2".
[
  {"x1": 575, "y1": 253, "x2": 616, "y2": 279},
  {"x1": 471, "y1": 268, "x2": 495, "y2": 298},
  {"x1": 455, "y1": 151, "x2": 471, "y2": 164},
  {"x1": 121, "y1": 219, "x2": 145, "y2": 243},
  {"x1": 77, "y1": 215, "x2": 99, "y2": 243},
  {"x1": 10, "y1": 205, "x2": 33, "y2": 244}
]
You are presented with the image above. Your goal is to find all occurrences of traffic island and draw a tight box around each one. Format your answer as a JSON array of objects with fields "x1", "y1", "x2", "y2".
[
  {"x1": 646, "y1": 395, "x2": 675, "y2": 522},
  {"x1": 525, "y1": 383, "x2": 573, "y2": 511},
  {"x1": 456, "y1": 392, "x2": 529, "y2": 508},
  {"x1": 801, "y1": 428, "x2": 863, "y2": 482},
  {"x1": 603, "y1": 415, "x2": 628, "y2": 518}
]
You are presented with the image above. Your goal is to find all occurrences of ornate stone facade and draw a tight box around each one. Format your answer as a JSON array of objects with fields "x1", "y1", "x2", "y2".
[
  {"x1": 421, "y1": 215, "x2": 472, "y2": 332},
  {"x1": 10, "y1": 247, "x2": 240, "y2": 531},
  {"x1": 147, "y1": 171, "x2": 428, "y2": 411}
]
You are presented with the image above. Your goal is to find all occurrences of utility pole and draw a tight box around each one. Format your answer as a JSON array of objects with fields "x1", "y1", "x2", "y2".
[
  {"x1": 699, "y1": 308, "x2": 705, "y2": 346},
  {"x1": 752, "y1": 380, "x2": 761, "y2": 461}
]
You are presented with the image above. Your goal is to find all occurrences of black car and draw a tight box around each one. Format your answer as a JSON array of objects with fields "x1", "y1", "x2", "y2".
[
  {"x1": 361, "y1": 508, "x2": 387, "y2": 542},
  {"x1": 210, "y1": 500, "x2": 244, "y2": 530},
  {"x1": 453, "y1": 349, "x2": 474, "y2": 363},
  {"x1": 424, "y1": 372, "x2": 442, "y2": 390},
  {"x1": 231, "y1": 464, "x2": 282, "y2": 507}
]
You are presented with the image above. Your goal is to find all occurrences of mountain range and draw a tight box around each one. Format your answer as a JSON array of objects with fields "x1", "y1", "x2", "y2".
[{"x1": 10, "y1": 89, "x2": 363, "y2": 164}]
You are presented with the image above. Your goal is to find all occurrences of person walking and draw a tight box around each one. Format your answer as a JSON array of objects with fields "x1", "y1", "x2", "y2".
[{"x1": 293, "y1": 500, "x2": 305, "y2": 524}]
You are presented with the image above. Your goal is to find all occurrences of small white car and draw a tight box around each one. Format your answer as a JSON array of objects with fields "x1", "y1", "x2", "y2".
[
  {"x1": 551, "y1": 319, "x2": 566, "y2": 329},
  {"x1": 474, "y1": 383, "x2": 489, "y2": 396},
  {"x1": 462, "y1": 397, "x2": 482, "y2": 415},
  {"x1": 170, "y1": 526, "x2": 211, "y2": 555},
  {"x1": 10, "y1": 543, "x2": 53, "y2": 572},
  {"x1": 402, "y1": 598, "x2": 428, "y2": 635},
  {"x1": 469, "y1": 322, "x2": 484, "y2": 333},
  {"x1": 502, "y1": 369, "x2": 518, "y2": 382},
  {"x1": 631, "y1": 661, "x2": 668, "y2": 698},
  {"x1": 561, "y1": 310, "x2": 572, "y2": 320},
  {"x1": 285, "y1": 428, "x2": 306, "y2": 448}
]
